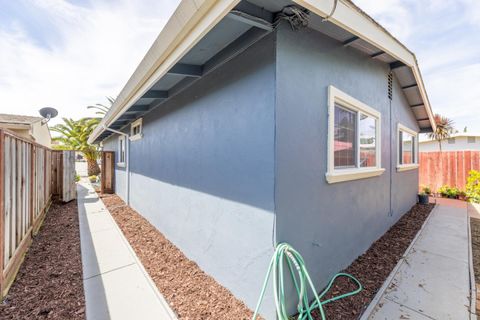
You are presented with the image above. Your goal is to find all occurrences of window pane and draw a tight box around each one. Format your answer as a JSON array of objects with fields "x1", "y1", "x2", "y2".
[
  {"x1": 412, "y1": 136, "x2": 416, "y2": 163},
  {"x1": 402, "y1": 131, "x2": 413, "y2": 164},
  {"x1": 448, "y1": 138, "x2": 455, "y2": 144},
  {"x1": 468, "y1": 137, "x2": 476, "y2": 144},
  {"x1": 334, "y1": 105, "x2": 356, "y2": 168},
  {"x1": 119, "y1": 138, "x2": 125, "y2": 163},
  {"x1": 399, "y1": 131, "x2": 403, "y2": 165},
  {"x1": 359, "y1": 114, "x2": 376, "y2": 167}
]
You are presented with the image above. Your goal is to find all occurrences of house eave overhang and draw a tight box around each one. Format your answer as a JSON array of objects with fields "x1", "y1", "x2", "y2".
[
  {"x1": 293, "y1": 0, "x2": 435, "y2": 133},
  {"x1": 89, "y1": 0, "x2": 435, "y2": 144},
  {"x1": 89, "y1": 0, "x2": 243, "y2": 144}
]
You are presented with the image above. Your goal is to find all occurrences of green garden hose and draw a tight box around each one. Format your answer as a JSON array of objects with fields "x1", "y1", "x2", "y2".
[{"x1": 252, "y1": 243, "x2": 362, "y2": 320}]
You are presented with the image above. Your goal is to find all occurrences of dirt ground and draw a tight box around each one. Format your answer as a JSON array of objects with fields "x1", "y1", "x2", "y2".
[
  {"x1": 99, "y1": 193, "x2": 433, "y2": 320},
  {"x1": 99, "y1": 194, "x2": 255, "y2": 320},
  {"x1": 0, "y1": 200, "x2": 85, "y2": 320}
]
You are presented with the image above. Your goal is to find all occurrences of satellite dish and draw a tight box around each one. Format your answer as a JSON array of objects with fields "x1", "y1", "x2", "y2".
[{"x1": 39, "y1": 107, "x2": 58, "y2": 124}]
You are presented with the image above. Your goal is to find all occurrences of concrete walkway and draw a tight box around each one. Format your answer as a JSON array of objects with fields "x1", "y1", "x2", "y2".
[
  {"x1": 77, "y1": 179, "x2": 177, "y2": 320},
  {"x1": 363, "y1": 199, "x2": 473, "y2": 320}
]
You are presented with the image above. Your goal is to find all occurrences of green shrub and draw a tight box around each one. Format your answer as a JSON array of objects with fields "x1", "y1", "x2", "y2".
[
  {"x1": 438, "y1": 185, "x2": 461, "y2": 199},
  {"x1": 88, "y1": 175, "x2": 98, "y2": 183},
  {"x1": 422, "y1": 186, "x2": 431, "y2": 195},
  {"x1": 75, "y1": 173, "x2": 80, "y2": 182},
  {"x1": 466, "y1": 170, "x2": 480, "y2": 203}
]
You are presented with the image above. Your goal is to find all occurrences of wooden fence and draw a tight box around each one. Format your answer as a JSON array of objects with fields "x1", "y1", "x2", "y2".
[
  {"x1": 419, "y1": 151, "x2": 480, "y2": 191},
  {"x1": 0, "y1": 129, "x2": 72, "y2": 297}
]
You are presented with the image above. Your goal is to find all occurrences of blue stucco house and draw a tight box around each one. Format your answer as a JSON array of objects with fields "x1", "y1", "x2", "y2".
[{"x1": 89, "y1": 0, "x2": 435, "y2": 317}]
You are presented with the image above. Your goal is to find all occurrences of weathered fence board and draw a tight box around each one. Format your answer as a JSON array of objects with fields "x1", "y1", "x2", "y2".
[
  {"x1": 0, "y1": 129, "x2": 75, "y2": 297},
  {"x1": 419, "y1": 151, "x2": 480, "y2": 191},
  {"x1": 101, "y1": 151, "x2": 115, "y2": 194},
  {"x1": 62, "y1": 151, "x2": 76, "y2": 202}
]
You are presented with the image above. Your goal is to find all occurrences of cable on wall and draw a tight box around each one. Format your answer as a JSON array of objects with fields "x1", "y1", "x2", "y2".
[
  {"x1": 388, "y1": 71, "x2": 394, "y2": 216},
  {"x1": 274, "y1": 6, "x2": 310, "y2": 30}
]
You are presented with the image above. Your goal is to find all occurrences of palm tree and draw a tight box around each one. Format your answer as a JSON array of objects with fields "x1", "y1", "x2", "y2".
[
  {"x1": 51, "y1": 118, "x2": 101, "y2": 176},
  {"x1": 428, "y1": 114, "x2": 455, "y2": 151},
  {"x1": 87, "y1": 96, "x2": 114, "y2": 116}
]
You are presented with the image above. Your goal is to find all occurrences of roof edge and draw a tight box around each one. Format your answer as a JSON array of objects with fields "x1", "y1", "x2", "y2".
[
  {"x1": 293, "y1": 0, "x2": 436, "y2": 132},
  {"x1": 90, "y1": 0, "x2": 436, "y2": 143},
  {"x1": 89, "y1": 0, "x2": 240, "y2": 144}
]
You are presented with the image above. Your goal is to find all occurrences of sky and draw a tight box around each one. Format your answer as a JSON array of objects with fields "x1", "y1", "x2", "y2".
[{"x1": 0, "y1": 0, "x2": 479, "y2": 131}]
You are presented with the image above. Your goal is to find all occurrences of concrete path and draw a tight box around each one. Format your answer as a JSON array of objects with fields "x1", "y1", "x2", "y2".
[
  {"x1": 77, "y1": 179, "x2": 177, "y2": 320},
  {"x1": 363, "y1": 199, "x2": 473, "y2": 320}
]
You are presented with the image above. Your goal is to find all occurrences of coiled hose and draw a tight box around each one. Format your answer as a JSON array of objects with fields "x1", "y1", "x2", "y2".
[{"x1": 252, "y1": 243, "x2": 362, "y2": 320}]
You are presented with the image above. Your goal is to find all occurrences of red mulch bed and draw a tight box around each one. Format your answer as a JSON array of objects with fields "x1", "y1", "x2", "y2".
[
  {"x1": 99, "y1": 194, "x2": 255, "y2": 320},
  {"x1": 99, "y1": 192, "x2": 433, "y2": 320},
  {"x1": 319, "y1": 203, "x2": 435, "y2": 319},
  {"x1": 0, "y1": 200, "x2": 85, "y2": 320}
]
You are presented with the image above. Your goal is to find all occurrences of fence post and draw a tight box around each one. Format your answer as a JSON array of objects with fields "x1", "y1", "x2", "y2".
[
  {"x1": 0, "y1": 129, "x2": 5, "y2": 296},
  {"x1": 29, "y1": 145, "x2": 34, "y2": 231},
  {"x1": 43, "y1": 149, "x2": 47, "y2": 208}
]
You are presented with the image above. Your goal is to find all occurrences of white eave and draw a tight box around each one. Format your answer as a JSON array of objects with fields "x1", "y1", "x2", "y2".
[{"x1": 89, "y1": 0, "x2": 435, "y2": 144}]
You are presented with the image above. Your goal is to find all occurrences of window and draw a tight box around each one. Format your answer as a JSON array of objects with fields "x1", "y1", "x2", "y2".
[
  {"x1": 468, "y1": 137, "x2": 476, "y2": 144},
  {"x1": 448, "y1": 137, "x2": 456, "y2": 144},
  {"x1": 327, "y1": 86, "x2": 384, "y2": 184},
  {"x1": 118, "y1": 135, "x2": 126, "y2": 167},
  {"x1": 130, "y1": 118, "x2": 143, "y2": 141},
  {"x1": 397, "y1": 124, "x2": 418, "y2": 171}
]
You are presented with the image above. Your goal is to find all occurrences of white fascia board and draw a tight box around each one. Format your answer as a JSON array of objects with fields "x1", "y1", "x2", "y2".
[
  {"x1": 89, "y1": 0, "x2": 240, "y2": 143},
  {"x1": 293, "y1": 0, "x2": 436, "y2": 132}
]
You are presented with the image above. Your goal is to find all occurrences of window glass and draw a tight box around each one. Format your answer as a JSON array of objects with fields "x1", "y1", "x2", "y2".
[
  {"x1": 359, "y1": 114, "x2": 376, "y2": 167},
  {"x1": 448, "y1": 138, "x2": 456, "y2": 144},
  {"x1": 118, "y1": 137, "x2": 125, "y2": 163},
  {"x1": 468, "y1": 137, "x2": 476, "y2": 144},
  {"x1": 334, "y1": 105, "x2": 356, "y2": 168},
  {"x1": 401, "y1": 131, "x2": 414, "y2": 164}
]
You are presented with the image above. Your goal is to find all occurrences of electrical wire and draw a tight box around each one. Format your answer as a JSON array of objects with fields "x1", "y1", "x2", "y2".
[
  {"x1": 252, "y1": 243, "x2": 362, "y2": 320},
  {"x1": 274, "y1": 6, "x2": 310, "y2": 30}
]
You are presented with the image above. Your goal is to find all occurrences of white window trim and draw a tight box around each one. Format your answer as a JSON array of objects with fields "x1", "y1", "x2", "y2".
[
  {"x1": 130, "y1": 118, "x2": 143, "y2": 141},
  {"x1": 326, "y1": 86, "x2": 384, "y2": 184},
  {"x1": 117, "y1": 135, "x2": 126, "y2": 167},
  {"x1": 397, "y1": 123, "x2": 419, "y2": 172}
]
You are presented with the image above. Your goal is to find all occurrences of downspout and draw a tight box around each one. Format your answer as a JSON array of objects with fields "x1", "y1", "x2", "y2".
[{"x1": 102, "y1": 125, "x2": 130, "y2": 205}]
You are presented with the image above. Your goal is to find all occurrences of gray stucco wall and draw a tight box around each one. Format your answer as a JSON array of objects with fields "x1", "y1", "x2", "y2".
[
  {"x1": 274, "y1": 23, "x2": 419, "y2": 313},
  {"x1": 101, "y1": 24, "x2": 422, "y2": 319},
  {"x1": 103, "y1": 34, "x2": 276, "y2": 317}
]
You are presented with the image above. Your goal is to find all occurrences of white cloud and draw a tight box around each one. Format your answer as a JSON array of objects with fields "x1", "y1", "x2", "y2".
[{"x1": 0, "y1": 0, "x2": 180, "y2": 126}]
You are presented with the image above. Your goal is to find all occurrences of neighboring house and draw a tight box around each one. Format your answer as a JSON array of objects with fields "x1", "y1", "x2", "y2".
[
  {"x1": 420, "y1": 133, "x2": 480, "y2": 152},
  {"x1": 88, "y1": 0, "x2": 435, "y2": 317},
  {"x1": 0, "y1": 113, "x2": 51, "y2": 147}
]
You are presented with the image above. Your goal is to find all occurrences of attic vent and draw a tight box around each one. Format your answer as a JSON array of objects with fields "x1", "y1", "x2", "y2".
[
  {"x1": 388, "y1": 72, "x2": 393, "y2": 100},
  {"x1": 274, "y1": 6, "x2": 309, "y2": 30}
]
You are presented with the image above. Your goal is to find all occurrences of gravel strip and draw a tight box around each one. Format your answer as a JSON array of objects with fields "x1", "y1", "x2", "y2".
[
  {"x1": 99, "y1": 194, "x2": 255, "y2": 320},
  {"x1": 0, "y1": 200, "x2": 85, "y2": 320},
  {"x1": 319, "y1": 203, "x2": 435, "y2": 319}
]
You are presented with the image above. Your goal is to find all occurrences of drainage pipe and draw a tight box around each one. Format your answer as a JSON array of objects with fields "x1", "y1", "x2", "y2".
[{"x1": 102, "y1": 125, "x2": 130, "y2": 205}]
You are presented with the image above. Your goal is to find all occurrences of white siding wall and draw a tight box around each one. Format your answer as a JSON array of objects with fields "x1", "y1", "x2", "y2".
[{"x1": 420, "y1": 136, "x2": 480, "y2": 152}]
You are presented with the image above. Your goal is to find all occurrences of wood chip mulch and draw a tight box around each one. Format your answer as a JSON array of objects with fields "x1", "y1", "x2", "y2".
[
  {"x1": 100, "y1": 192, "x2": 433, "y2": 320},
  {"x1": 472, "y1": 218, "x2": 480, "y2": 283},
  {"x1": 99, "y1": 194, "x2": 255, "y2": 320},
  {"x1": 319, "y1": 203, "x2": 435, "y2": 320},
  {"x1": 0, "y1": 199, "x2": 85, "y2": 320},
  {"x1": 470, "y1": 217, "x2": 480, "y2": 314}
]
